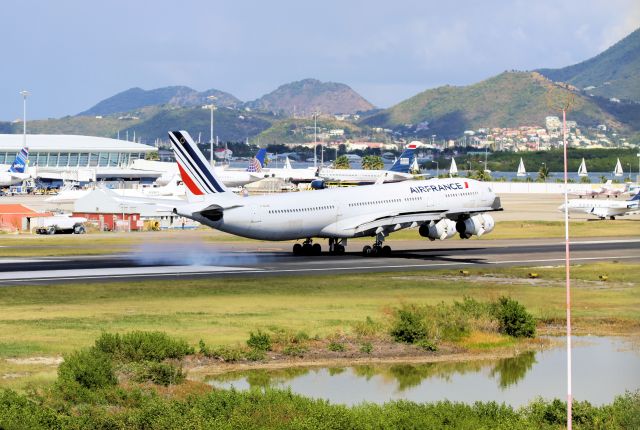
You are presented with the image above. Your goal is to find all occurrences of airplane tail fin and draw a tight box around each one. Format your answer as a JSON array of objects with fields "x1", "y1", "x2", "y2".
[
  {"x1": 246, "y1": 148, "x2": 266, "y2": 172},
  {"x1": 630, "y1": 191, "x2": 640, "y2": 202},
  {"x1": 388, "y1": 147, "x2": 416, "y2": 173},
  {"x1": 168, "y1": 130, "x2": 231, "y2": 199},
  {"x1": 8, "y1": 147, "x2": 29, "y2": 173}
]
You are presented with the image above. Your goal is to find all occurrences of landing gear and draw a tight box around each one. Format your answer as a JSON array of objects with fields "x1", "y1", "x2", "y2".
[
  {"x1": 293, "y1": 239, "x2": 321, "y2": 256},
  {"x1": 610, "y1": 216, "x2": 616, "y2": 220},
  {"x1": 328, "y1": 238, "x2": 347, "y2": 255},
  {"x1": 362, "y1": 233, "x2": 391, "y2": 257}
]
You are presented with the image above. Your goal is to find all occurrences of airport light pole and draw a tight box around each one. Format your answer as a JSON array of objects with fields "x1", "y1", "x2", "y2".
[
  {"x1": 208, "y1": 95, "x2": 217, "y2": 165},
  {"x1": 313, "y1": 111, "x2": 319, "y2": 168},
  {"x1": 20, "y1": 90, "x2": 29, "y2": 150},
  {"x1": 547, "y1": 88, "x2": 575, "y2": 430}
]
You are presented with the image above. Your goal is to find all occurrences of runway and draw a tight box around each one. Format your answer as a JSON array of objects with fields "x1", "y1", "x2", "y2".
[{"x1": 1, "y1": 237, "x2": 639, "y2": 285}]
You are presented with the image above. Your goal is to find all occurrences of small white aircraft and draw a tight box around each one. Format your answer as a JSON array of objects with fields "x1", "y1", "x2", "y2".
[
  {"x1": 560, "y1": 192, "x2": 640, "y2": 220},
  {"x1": 569, "y1": 180, "x2": 625, "y2": 199},
  {"x1": 0, "y1": 147, "x2": 30, "y2": 187},
  {"x1": 317, "y1": 148, "x2": 417, "y2": 185},
  {"x1": 167, "y1": 131, "x2": 502, "y2": 256}
]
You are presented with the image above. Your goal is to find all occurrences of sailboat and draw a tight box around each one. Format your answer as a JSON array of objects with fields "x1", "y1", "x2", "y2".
[
  {"x1": 410, "y1": 156, "x2": 420, "y2": 174},
  {"x1": 483, "y1": 147, "x2": 491, "y2": 173},
  {"x1": 578, "y1": 158, "x2": 588, "y2": 177},
  {"x1": 516, "y1": 157, "x2": 527, "y2": 177},
  {"x1": 283, "y1": 156, "x2": 292, "y2": 170},
  {"x1": 449, "y1": 157, "x2": 458, "y2": 176},
  {"x1": 613, "y1": 158, "x2": 623, "y2": 177}
]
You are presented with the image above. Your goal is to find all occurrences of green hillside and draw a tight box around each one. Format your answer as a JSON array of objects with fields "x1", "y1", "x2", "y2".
[
  {"x1": 79, "y1": 86, "x2": 241, "y2": 116},
  {"x1": 537, "y1": 28, "x2": 640, "y2": 101},
  {"x1": 251, "y1": 117, "x2": 364, "y2": 145},
  {"x1": 247, "y1": 78, "x2": 375, "y2": 116},
  {"x1": 118, "y1": 107, "x2": 274, "y2": 143},
  {"x1": 361, "y1": 71, "x2": 627, "y2": 137}
]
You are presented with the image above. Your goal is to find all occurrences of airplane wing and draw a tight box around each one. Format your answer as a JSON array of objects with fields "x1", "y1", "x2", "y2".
[{"x1": 334, "y1": 198, "x2": 503, "y2": 236}]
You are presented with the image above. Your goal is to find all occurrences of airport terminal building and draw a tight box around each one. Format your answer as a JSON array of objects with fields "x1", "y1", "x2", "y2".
[{"x1": 0, "y1": 134, "x2": 155, "y2": 168}]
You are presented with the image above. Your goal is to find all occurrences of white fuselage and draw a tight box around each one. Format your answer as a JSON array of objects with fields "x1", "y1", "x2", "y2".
[
  {"x1": 252, "y1": 167, "x2": 318, "y2": 183},
  {"x1": 561, "y1": 198, "x2": 639, "y2": 219},
  {"x1": 0, "y1": 171, "x2": 30, "y2": 187},
  {"x1": 180, "y1": 178, "x2": 496, "y2": 241},
  {"x1": 318, "y1": 167, "x2": 412, "y2": 184}
]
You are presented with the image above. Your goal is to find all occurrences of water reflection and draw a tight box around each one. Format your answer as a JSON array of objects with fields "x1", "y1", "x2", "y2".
[{"x1": 206, "y1": 336, "x2": 639, "y2": 406}]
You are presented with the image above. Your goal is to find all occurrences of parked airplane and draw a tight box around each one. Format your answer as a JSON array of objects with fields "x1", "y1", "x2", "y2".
[
  {"x1": 0, "y1": 147, "x2": 30, "y2": 187},
  {"x1": 316, "y1": 147, "x2": 418, "y2": 185},
  {"x1": 167, "y1": 131, "x2": 502, "y2": 256},
  {"x1": 569, "y1": 180, "x2": 625, "y2": 199},
  {"x1": 560, "y1": 192, "x2": 640, "y2": 220}
]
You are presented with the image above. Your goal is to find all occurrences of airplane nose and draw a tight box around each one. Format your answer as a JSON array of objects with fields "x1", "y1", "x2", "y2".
[{"x1": 557, "y1": 204, "x2": 566, "y2": 212}]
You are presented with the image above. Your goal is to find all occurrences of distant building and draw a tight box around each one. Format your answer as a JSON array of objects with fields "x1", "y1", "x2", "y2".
[
  {"x1": 0, "y1": 134, "x2": 154, "y2": 168},
  {"x1": 545, "y1": 116, "x2": 561, "y2": 131}
]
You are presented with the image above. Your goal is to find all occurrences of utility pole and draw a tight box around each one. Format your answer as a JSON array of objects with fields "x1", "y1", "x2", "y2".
[
  {"x1": 548, "y1": 89, "x2": 575, "y2": 430},
  {"x1": 208, "y1": 95, "x2": 217, "y2": 165},
  {"x1": 20, "y1": 90, "x2": 29, "y2": 150}
]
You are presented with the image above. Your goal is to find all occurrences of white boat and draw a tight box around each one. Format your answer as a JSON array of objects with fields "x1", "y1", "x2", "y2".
[
  {"x1": 449, "y1": 157, "x2": 458, "y2": 176},
  {"x1": 578, "y1": 158, "x2": 588, "y2": 177},
  {"x1": 613, "y1": 158, "x2": 623, "y2": 177},
  {"x1": 410, "y1": 156, "x2": 420, "y2": 174},
  {"x1": 516, "y1": 157, "x2": 527, "y2": 177}
]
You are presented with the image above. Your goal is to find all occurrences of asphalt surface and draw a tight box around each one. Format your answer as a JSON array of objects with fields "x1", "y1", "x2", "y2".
[{"x1": 1, "y1": 237, "x2": 638, "y2": 285}]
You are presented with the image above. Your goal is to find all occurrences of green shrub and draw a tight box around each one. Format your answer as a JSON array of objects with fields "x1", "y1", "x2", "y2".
[
  {"x1": 293, "y1": 331, "x2": 310, "y2": 343},
  {"x1": 417, "y1": 339, "x2": 438, "y2": 352},
  {"x1": 390, "y1": 305, "x2": 428, "y2": 343},
  {"x1": 95, "y1": 331, "x2": 194, "y2": 362},
  {"x1": 245, "y1": 349, "x2": 266, "y2": 361},
  {"x1": 282, "y1": 345, "x2": 308, "y2": 357},
  {"x1": 493, "y1": 297, "x2": 536, "y2": 338},
  {"x1": 328, "y1": 341, "x2": 345, "y2": 352},
  {"x1": 132, "y1": 362, "x2": 185, "y2": 386},
  {"x1": 207, "y1": 346, "x2": 244, "y2": 362},
  {"x1": 352, "y1": 316, "x2": 383, "y2": 337},
  {"x1": 57, "y1": 348, "x2": 117, "y2": 390},
  {"x1": 359, "y1": 342, "x2": 373, "y2": 354},
  {"x1": 431, "y1": 302, "x2": 470, "y2": 341},
  {"x1": 247, "y1": 330, "x2": 272, "y2": 351}
]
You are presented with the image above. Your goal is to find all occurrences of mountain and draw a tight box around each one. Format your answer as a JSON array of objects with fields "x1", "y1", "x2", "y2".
[
  {"x1": 247, "y1": 78, "x2": 375, "y2": 116},
  {"x1": 78, "y1": 86, "x2": 241, "y2": 116},
  {"x1": 361, "y1": 71, "x2": 630, "y2": 137},
  {"x1": 537, "y1": 27, "x2": 640, "y2": 102}
]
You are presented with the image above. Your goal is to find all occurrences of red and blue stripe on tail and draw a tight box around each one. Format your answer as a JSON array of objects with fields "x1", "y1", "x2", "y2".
[{"x1": 168, "y1": 130, "x2": 228, "y2": 195}]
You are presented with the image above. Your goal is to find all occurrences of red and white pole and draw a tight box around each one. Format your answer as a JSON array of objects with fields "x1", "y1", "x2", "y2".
[{"x1": 562, "y1": 108, "x2": 573, "y2": 430}]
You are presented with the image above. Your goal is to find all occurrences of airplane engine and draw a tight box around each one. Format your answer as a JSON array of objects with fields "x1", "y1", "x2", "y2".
[
  {"x1": 456, "y1": 214, "x2": 495, "y2": 238},
  {"x1": 419, "y1": 219, "x2": 457, "y2": 241},
  {"x1": 310, "y1": 179, "x2": 326, "y2": 190}
]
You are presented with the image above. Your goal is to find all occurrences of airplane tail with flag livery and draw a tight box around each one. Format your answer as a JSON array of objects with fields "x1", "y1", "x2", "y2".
[
  {"x1": 8, "y1": 147, "x2": 29, "y2": 173},
  {"x1": 388, "y1": 147, "x2": 416, "y2": 173},
  {"x1": 168, "y1": 131, "x2": 235, "y2": 201}
]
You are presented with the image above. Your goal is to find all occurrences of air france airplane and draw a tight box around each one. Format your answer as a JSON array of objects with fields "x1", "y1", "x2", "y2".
[
  {"x1": 168, "y1": 131, "x2": 502, "y2": 256},
  {"x1": 0, "y1": 147, "x2": 30, "y2": 186}
]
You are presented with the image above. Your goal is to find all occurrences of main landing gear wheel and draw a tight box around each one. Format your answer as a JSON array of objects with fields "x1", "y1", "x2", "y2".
[
  {"x1": 293, "y1": 239, "x2": 321, "y2": 256},
  {"x1": 362, "y1": 243, "x2": 391, "y2": 257},
  {"x1": 333, "y1": 244, "x2": 345, "y2": 254}
]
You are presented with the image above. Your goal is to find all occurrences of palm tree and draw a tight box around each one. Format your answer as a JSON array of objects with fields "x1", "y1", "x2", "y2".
[
  {"x1": 362, "y1": 155, "x2": 384, "y2": 170},
  {"x1": 333, "y1": 155, "x2": 351, "y2": 169},
  {"x1": 537, "y1": 164, "x2": 550, "y2": 182}
]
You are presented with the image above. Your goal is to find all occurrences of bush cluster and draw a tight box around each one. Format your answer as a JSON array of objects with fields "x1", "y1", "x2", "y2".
[
  {"x1": 2, "y1": 386, "x2": 638, "y2": 429},
  {"x1": 57, "y1": 347, "x2": 117, "y2": 390},
  {"x1": 246, "y1": 330, "x2": 272, "y2": 352},
  {"x1": 390, "y1": 296, "x2": 536, "y2": 347},
  {"x1": 493, "y1": 297, "x2": 536, "y2": 338},
  {"x1": 95, "y1": 331, "x2": 194, "y2": 362}
]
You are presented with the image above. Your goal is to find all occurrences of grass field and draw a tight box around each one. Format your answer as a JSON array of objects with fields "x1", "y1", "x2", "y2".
[
  {"x1": 0, "y1": 262, "x2": 637, "y2": 390},
  {"x1": 1, "y1": 220, "x2": 639, "y2": 257}
]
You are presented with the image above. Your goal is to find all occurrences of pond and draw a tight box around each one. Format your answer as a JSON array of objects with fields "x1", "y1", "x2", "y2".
[{"x1": 206, "y1": 336, "x2": 640, "y2": 406}]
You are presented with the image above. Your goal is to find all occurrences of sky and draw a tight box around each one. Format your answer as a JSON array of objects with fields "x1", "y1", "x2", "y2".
[{"x1": 1, "y1": 0, "x2": 639, "y2": 121}]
